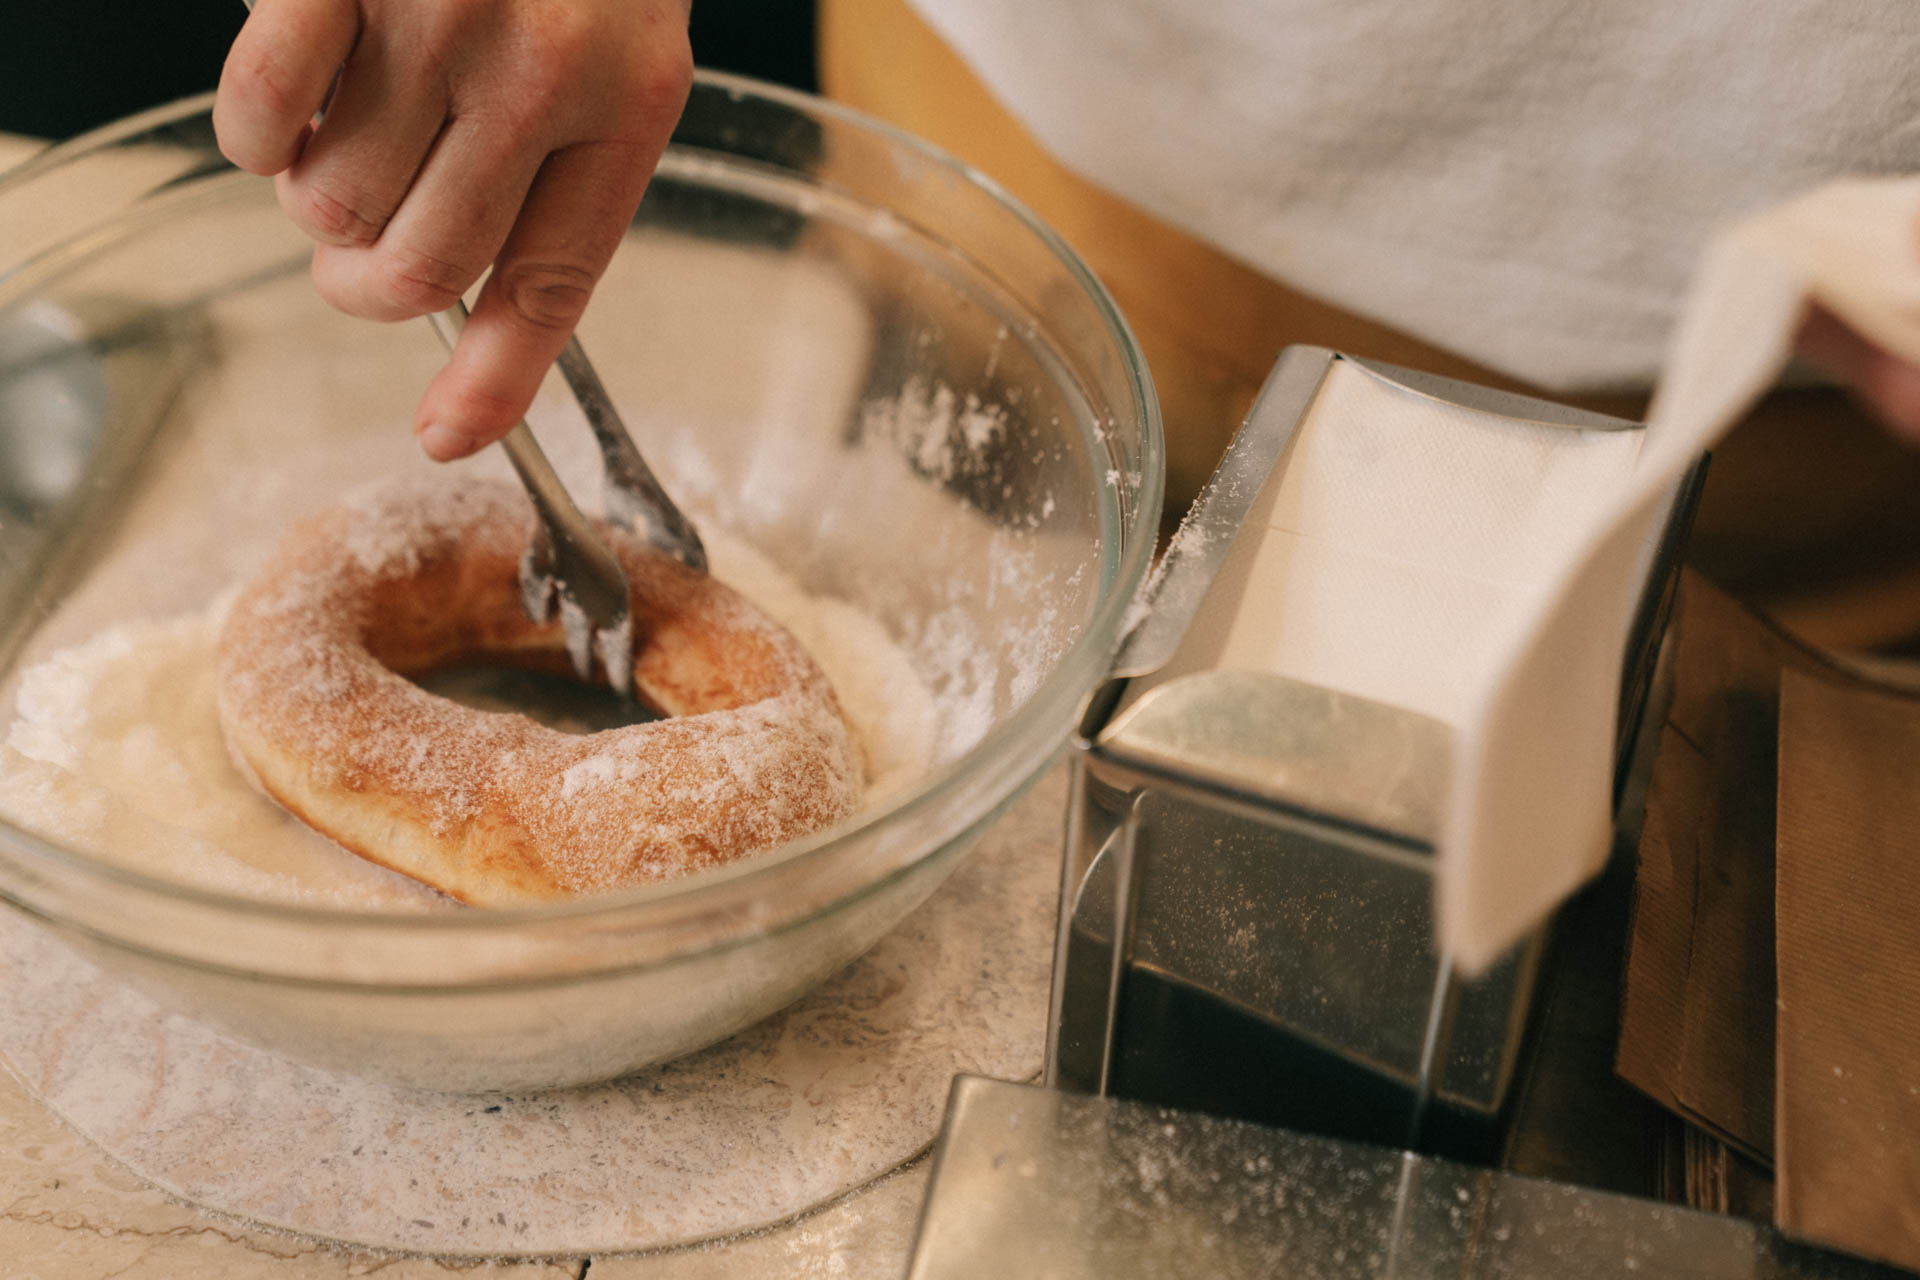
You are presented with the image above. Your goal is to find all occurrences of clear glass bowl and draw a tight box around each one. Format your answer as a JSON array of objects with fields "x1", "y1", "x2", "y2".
[{"x1": 0, "y1": 75, "x2": 1161, "y2": 1091}]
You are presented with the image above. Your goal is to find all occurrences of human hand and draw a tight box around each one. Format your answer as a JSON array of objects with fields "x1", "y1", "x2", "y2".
[
  {"x1": 1796, "y1": 304, "x2": 1920, "y2": 447},
  {"x1": 212, "y1": 0, "x2": 692, "y2": 460}
]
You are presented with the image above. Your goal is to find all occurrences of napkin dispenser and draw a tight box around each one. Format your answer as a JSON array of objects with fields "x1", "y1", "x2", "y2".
[{"x1": 1049, "y1": 346, "x2": 1702, "y2": 1160}]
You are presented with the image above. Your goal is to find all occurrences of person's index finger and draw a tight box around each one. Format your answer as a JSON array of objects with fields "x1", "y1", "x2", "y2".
[
  {"x1": 413, "y1": 334, "x2": 535, "y2": 462},
  {"x1": 410, "y1": 143, "x2": 659, "y2": 461},
  {"x1": 411, "y1": 273, "x2": 586, "y2": 462},
  {"x1": 213, "y1": 0, "x2": 360, "y2": 175}
]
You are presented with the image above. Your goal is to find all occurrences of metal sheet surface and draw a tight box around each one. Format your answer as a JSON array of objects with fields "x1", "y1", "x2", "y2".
[{"x1": 908, "y1": 1077, "x2": 1898, "y2": 1280}]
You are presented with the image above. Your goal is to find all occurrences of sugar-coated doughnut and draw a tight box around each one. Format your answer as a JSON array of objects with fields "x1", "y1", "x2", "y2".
[{"x1": 216, "y1": 475, "x2": 862, "y2": 904}]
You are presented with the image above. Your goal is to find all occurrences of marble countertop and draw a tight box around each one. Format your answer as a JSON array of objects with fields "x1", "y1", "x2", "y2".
[{"x1": 0, "y1": 1052, "x2": 928, "y2": 1277}]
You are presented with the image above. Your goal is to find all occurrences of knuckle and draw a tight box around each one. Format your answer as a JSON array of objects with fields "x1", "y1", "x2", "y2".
[
  {"x1": 500, "y1": 262, "x2": 596, "y2": 331},
  {"x1": 644, "y1": 40, "x2": 696, "y2": 110},
  {"x1": 472, "y1": 4, "x2": 592, "y2": 128},
  {"x1": 376, "y1": 248, "x2": 480, "y2": 317},
  {"x1": 501, "y1": 82, "x2": 567, "y2": 149},
  {"x1": 530, "y1": 2, "x2": 598, "y2": 75},
  {"x1": 513, "y1": 7, "x2": 690, "y2": 134},
  {"x1": 512, "y1": 37, "x2": 590, "y2": 128},
  {"x1": 618, "y1": 40, "x2": 694, "y2": 122},
  {"x1": 295, "y1": 182, "x2": 392, "y2": 247},
  {"x1": 409, "y1": 0, "x2": 482, "y2": 60}
]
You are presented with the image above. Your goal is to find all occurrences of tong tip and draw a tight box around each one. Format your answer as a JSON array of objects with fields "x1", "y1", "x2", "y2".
[
  {"x1": 554, "y1": 591, "x2": 633, "y2": 698},
  {"x1": 519, "y1": 532, "x2": 633, "y2": 696}
]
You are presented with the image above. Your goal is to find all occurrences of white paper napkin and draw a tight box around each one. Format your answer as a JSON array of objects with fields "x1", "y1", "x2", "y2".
[{"x1": 1442, "y1": 176, "x2": 1920, "y2": 970}]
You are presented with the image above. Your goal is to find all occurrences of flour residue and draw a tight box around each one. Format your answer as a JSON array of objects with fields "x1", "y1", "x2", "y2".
[
  {"x1": 705, "y1": 533, "x2": 937, "y2": 808},
  {"x1": 859, "y1": 375, "x2": 1010, "y2": 485},
  {"x1": 0, "y1": 606, "x2": 434, "y2": 907}
]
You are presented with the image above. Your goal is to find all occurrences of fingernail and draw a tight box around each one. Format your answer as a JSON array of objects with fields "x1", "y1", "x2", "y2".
[{"x1": 417, "y1": 420, "x2": 469, "y2": 461}]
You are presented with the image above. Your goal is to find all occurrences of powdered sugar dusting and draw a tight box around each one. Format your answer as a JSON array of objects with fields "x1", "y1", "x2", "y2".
[
  {"x1": 593, "y1": 611, "x2": 635, "y2": 698},
  {"x1": 556, "y1": 592, "x2": 596, "y2": 680},
  {"x1": 858, "y1": 376, "x2": 1009, "y2": 485},
  {"x1": 560, "y1": 752, "x2": 624, "y2": 801},
  {"x1": 335, "y1": 476, "x2": 484, "y2": 578},
  {"x1": 216, "y1": 474, "x2": 867, "y2": 902},
  {"x1": 700, "y1": 535, "x2": 938, "y2": 808},
  {"x1": 650, "y1": 383, "x2": 1077, "y2": 775}
]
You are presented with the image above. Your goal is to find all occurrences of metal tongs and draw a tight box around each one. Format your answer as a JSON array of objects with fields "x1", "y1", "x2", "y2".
[{"x1": 427, "y1": 305, "x2": 706, "y2": 697}]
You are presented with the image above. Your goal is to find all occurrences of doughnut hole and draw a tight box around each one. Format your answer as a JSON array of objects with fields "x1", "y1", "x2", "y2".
[{"x1": 414, "y1": 663, "x2": 660, "y2": 734}]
